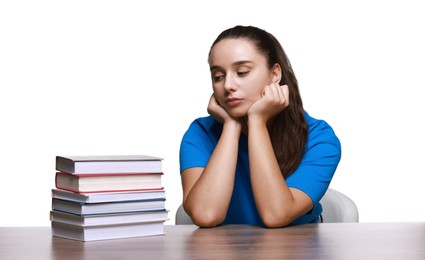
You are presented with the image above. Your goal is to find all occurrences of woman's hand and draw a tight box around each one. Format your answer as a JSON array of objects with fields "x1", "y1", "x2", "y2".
[
  {"x1": 207, "y1": 94, "x2": 239, "y2": 125},
  {"x1": 248, "y1": 84, "x2": 289, "y2": 124}
]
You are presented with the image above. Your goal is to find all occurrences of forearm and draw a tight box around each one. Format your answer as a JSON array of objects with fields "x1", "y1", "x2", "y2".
[
  {"x1": 248, "y1": 119, "x2": 299, "y2": 227},
  {"x1": 184, "y1": 121, "x2": 241, "y2": 226}
]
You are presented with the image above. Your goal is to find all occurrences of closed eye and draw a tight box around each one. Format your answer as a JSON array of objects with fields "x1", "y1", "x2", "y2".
[
  {"x1": 237, "y1": 71, "x2": 249, "y2": 77},
  {"x1": 212, "y1": 74, "x2": 225, "y2": 82}
]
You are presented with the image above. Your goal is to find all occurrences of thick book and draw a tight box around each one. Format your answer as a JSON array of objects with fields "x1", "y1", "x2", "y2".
[
  {"x1": 51, "y1": 221, "x2": 165, "y2": 241},
  {"x1": 52, "y1": 198, "x2": 166, "y2": 215},
  {"x1": 55, "y1": 172, "x2": 163, "y2": 193},
  {"x1": 50, "y1": 210, "x2": 169, "y2": 226},
  {"x1": 56, "y1": 155, "x2": 163, "y2": 174},
  {"x1": 51, "y1": 189, "x2": 166, "y2": 203}
]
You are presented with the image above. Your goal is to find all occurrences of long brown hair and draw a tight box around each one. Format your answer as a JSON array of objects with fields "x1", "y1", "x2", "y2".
[{"x1": 209, "y1": 25, "x2": 308, "y2": 178}]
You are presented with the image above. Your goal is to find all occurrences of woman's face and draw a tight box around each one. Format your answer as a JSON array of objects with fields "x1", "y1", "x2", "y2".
[{"x1": 209, "y1": 38, "x2": 278, "y2": 118}]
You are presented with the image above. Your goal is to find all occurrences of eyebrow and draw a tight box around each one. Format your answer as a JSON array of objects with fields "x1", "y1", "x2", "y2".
[{"x1": 210, "y1": 60, "x2": 254, "y2": 71}]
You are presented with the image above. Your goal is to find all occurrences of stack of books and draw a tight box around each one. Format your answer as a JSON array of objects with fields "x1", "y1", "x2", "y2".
[{"x1": 50, "y1": 155, "x2": 169, "y2": 242}]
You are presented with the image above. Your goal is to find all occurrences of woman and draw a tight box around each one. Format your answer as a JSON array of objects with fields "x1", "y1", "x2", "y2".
[{"x1": 179, "y1": 25, "x2": 341, "y2": 228}]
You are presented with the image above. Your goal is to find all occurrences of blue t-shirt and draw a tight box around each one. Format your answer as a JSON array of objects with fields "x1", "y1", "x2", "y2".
[{"x1": 179, "y1": 112, "x2": 341, "y2": 226}]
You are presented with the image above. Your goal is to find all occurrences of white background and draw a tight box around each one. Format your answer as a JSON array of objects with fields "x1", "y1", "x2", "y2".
[{"x1": 1, "y1": 0, "x2": 424, "y2": 226}]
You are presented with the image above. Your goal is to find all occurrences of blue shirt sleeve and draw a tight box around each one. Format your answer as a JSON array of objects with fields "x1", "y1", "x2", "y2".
[
  {"x1": 286, "y1": 115, "x2": 342, "y2": 204},
  {"x1": 179, "y1": 117, "x2": 219, "y2": 172}
]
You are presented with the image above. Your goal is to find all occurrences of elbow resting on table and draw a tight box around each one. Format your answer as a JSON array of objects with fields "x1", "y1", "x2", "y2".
[
  {"x1": 261, "y1": 211, "x2": 294, "y2": 228},
  {"x1": 183, "y1": 204, "x2": 226, "y2": 227},
  {"x1": 186, "y1": 207, "x2": 226, "y2": 228}
]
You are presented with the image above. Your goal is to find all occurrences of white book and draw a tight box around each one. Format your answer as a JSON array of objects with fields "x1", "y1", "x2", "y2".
[
  {"x1": 50, "y1": 210, "x2": 169, "y2": 226},
  {"x1": 56, "y1": 155, "x2": 163, "y2": 174},
  {"x1": 51, "y1": 221, "x2": 165, "y2": 241}
]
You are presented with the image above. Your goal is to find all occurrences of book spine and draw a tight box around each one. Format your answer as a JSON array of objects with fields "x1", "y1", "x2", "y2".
[{"x1": 56, "y1": 156, "x2": 75, "y2": 174}]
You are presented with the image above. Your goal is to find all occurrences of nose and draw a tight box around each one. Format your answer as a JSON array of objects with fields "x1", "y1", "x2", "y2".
[{"x1": 223, "y1": 74, "x2": 237, "y2": 92}]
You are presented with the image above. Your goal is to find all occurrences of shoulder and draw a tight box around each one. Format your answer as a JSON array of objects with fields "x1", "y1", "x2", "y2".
[
  {"x1": 190, "y1": 116, "x2": 218, "y2": 128},
  {"x1": 305, "y1": 111, "x2": 341, "y2": 151},
  {"x1": 186, "y1": 116, "x2": 222, "y2": 135},
  {"x1": 181, "y1": 116, "x2": 222, "y2": 145}
]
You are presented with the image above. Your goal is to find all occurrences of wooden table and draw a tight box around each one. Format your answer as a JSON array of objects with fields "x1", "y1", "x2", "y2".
[{"x1": 1, "y1": 223, "x2": 424, "y2": 259}]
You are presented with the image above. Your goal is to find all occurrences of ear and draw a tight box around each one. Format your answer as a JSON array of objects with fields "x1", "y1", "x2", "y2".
[{"x1": 271, "y1": 63, "x2": 282, "y2": 84}]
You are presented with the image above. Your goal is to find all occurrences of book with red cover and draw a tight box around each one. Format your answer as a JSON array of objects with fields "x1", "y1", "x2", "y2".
[
  {"x1": 55, "y1": 172, "x2": 163, "y2": 193},
  {"x1": 56, "y1": 155, "x2": 163, "y2": 175}
]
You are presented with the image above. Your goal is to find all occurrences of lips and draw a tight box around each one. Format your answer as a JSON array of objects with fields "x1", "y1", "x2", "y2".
[{"x1": 226, "y1": 98, "x2": 242, "y2": 106}]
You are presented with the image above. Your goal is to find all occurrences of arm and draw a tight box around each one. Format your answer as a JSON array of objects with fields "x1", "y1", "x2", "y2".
[
  {"x1": 181, "y1": 95, "x2": 242, "y2": 227},
  {"x1": 247, "y1": 84, "x2": 313, "y2": 228}
]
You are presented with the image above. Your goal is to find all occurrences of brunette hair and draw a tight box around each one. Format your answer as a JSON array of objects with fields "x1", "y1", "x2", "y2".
[{"x1": 208, "y1": 25, "x2": 308, "y2": 178}]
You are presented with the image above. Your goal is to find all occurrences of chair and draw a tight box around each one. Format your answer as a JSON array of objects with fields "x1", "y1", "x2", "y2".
[
  {"x1": 319, "y1": 188, "x2": 359, "y2": 223},
  {"x1": 175, "y1": 188, "x2": 359, "y2": 224}
]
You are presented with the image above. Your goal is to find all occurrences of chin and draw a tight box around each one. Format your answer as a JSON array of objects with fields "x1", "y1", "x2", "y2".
[{"x1": 228, "y1": 110, "x2": 247, "y2": 118}]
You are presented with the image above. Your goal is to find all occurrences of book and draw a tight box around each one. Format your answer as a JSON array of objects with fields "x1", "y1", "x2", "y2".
[
  {"x1": 52, "y1": 198, "x2": 166, "y2": 215},
  {"x1": 50, "y1": 210, "x2": 169, "y2": 226},
  {"x1": 51, "y1": 154, "x2": 169, "y2": 242},
  {"x1": 51, "y1": 221, "x2": 166, "y2": 241},
  {"x1": 56, "y1": 155, "x2": 163, "y2": 174},
  {"x1": 55, "y1": 172, "x2": 163, "y2": 193},
  {"x1": 51, "y1": 189, "x2": 166, "y2": 203}
]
